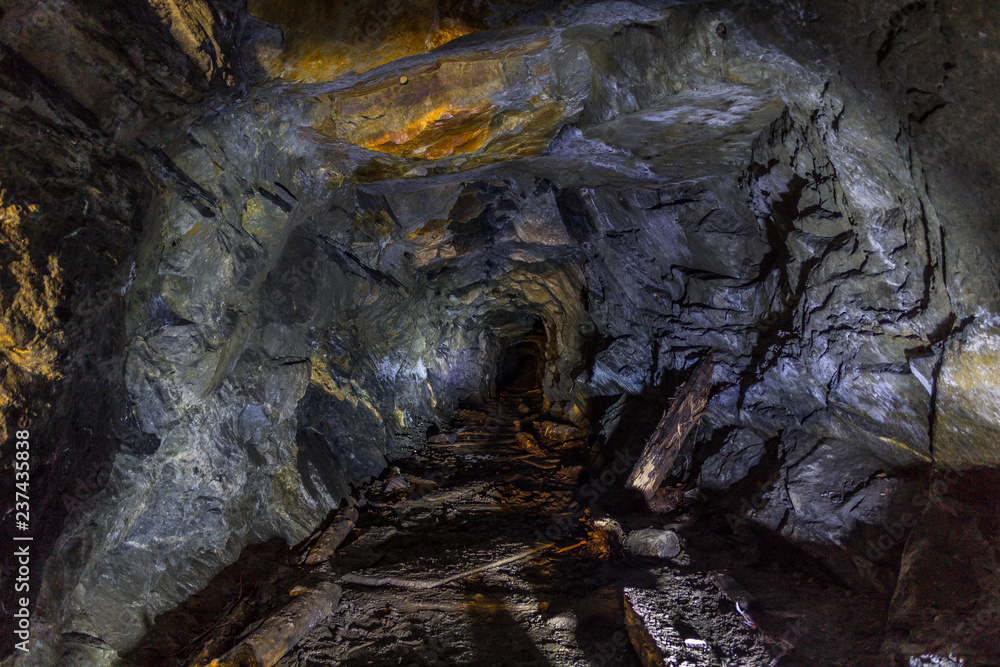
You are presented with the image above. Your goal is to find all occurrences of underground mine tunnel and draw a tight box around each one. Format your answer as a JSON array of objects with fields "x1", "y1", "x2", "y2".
[{"x1": 1, "y1": 0, "x2": 999, "y2": 665}]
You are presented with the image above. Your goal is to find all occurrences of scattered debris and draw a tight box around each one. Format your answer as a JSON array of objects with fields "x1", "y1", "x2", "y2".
[
  {"x1": 340, "y1": 542, "x2": 558, "y2": 590},
  {"x1": 709, "y1": 572, "x2": 754, "y2": 610},
  {"x1": 624, "y1": 588, "x2": 718, "y2": 666},
  {"x1": 537, "y1": 420, "x2": 586, "y2": 442},
  {"x1": 623, "y1": 569, "x2": 771, "y2": 667},
  {"x1": 516, "y1": 431, "x2": 546, "y2": 456},
  {"x1": 907, "y1": 655, "x2": 966, "y2": 667},
  {"x1": 592, "y1": 515, "x2": 626, "y2": 545},
  {"x1": 735, "y1": 601, "x2": 757, "y2": 629},
  {"x1": 383, "y1": 467, "x2": 410, "y2": 493},
  {"x1": 141, "y1": 384, "x2": 892, "y2": 666},
  {"x1": 647, "y1": 485, "x2": 687, "y2": 513}
]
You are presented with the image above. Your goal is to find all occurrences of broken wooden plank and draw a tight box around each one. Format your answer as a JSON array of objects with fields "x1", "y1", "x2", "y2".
[
  {"x1": 205, "y1": 579, "x2": 342, "y2": 667},
  {"x1": 516, "y1": 431, "x2": 546, "y2": 456},
  {"x1": 626, "y1": 350, "x2": 714, "y2": 501},
  {"x1": 301, "y1": 507, "x2": 359, "y2": 566},
  {"x1": 187, "y1": 598, "x2": 255, "y2": 667},
  {"x1": 536, "y1": 421, "x2": 586, "y2": 443}
]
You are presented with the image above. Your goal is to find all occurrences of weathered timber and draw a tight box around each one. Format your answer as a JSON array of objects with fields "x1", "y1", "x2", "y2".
[
  {"x1": 536, "y1": 420, "x2": 586, "y2": 442},
  {"x1": 187, "y1": 598, "x2": 254, "y2": 667},
  {"x1": 301, "y1": 507, "x2": 359, "y2": 566},
  {"x1": 205, "y1": 580, "x2": 342, "y2": 667},
  {"x1": 626, "y1": 350, "x2": 715, "y2": 500}
]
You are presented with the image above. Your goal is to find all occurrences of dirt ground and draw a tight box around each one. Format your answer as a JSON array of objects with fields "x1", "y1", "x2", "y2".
[{"x1": 127, "y1": 386, "x2": 891, "y2": 666}]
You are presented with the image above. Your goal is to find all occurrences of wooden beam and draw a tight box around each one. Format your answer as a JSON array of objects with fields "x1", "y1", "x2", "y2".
[
  {"x1": 626, "y1": 350, "x2": 714, "y2": 501},
  {"x1": 301, "y1": 507, "x2": 358, "y2": 566},
  {"x1": 205, "y1": 580, "x2": 342, "y2": 667},
  {"x1": 202, "y1": 505, "x2": 359, "y2": 666}
]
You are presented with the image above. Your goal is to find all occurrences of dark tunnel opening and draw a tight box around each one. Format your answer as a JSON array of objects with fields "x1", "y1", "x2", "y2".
[{"x1": 496, "y1": 320, "x2": 547, "y2": 393}]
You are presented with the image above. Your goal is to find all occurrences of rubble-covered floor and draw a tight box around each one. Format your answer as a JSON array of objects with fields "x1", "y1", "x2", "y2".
[{"x1": 126, "y1": 384, "x2": 891, "y2": 666}]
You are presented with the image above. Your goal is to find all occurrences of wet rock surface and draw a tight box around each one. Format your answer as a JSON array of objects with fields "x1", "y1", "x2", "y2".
[{"x1": 0, "y1": 0, "x2": 998, "y2": 664}]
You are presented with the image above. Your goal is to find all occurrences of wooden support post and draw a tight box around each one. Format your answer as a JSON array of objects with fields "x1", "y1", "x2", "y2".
[{"x1": 626, "y1": 351, "x2": 714, "y2": 502}]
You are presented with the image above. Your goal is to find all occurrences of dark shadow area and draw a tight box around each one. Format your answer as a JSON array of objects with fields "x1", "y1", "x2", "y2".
[
  {"x1": 121, "y1": 539, "x2": 296, "y2": 666},
  {"x1": 496, "y1": 319, "x2": 546, "y2": 393},
  {"x1": 464, "y1": 589, "x2": 552, "y2": 666}
]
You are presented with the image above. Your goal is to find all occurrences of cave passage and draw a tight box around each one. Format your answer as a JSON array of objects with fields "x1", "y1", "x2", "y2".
[{"x1": 4, "y1": 1, "x2": 999, "y2": 666}]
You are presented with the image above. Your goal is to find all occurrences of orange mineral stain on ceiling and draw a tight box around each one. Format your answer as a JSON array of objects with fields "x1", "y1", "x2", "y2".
[
  {"x1": 246, "y1": 0, "x2": 490, "y2": 83},
  {"x1": 364, "y1": 102, "x2": 494, "y2": 160},
  {"x1": 306, "y1": 36, "x2": 587, "y2": 179}
]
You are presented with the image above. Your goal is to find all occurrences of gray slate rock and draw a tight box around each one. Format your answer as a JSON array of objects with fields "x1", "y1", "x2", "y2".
[{"x1": 623, "y1": 528, "x2": 682, "y2": 559}]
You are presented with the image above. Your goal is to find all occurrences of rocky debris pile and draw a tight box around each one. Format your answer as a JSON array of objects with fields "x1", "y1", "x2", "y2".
[{"x1": 624, "y1": 570, "x2": 770, "y2": 667}]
